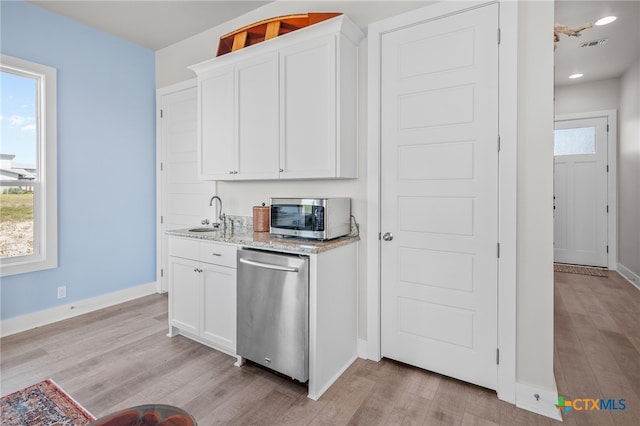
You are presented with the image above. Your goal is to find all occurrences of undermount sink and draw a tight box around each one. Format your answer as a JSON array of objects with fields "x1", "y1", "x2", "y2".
[{"x1": 188, "y1": 227, "x2": 220, "y2": 232}]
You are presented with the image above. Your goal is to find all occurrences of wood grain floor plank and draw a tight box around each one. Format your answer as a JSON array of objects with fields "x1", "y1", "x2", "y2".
[
  {"x1": 308, "y1": 374, "x2": 376, "y2": 425},
  {"x1": 461, "y1": 412, "x2": 499, "y2": 426},
  {"x1": 2, "y1": 272, "x2": 639, "y2": 425}
]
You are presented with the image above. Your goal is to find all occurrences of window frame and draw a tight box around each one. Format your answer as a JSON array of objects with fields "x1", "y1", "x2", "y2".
[{"x1": 1, "y1": 54, "x2": 57, "y2": 276}]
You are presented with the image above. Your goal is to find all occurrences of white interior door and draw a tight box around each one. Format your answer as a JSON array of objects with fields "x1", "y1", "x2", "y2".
[
  {"x1": 160, "y1": 86, "x2": 213, "y2": 291},
  {"x1": 553, "y1": 117, "x2": 608, "y2": 267},
  {"x1": 380, "y1": 4, "x2": 499, "y2": 390}
]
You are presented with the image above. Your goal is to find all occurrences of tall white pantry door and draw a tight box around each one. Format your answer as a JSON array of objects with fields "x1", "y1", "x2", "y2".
[
  {"x1": 159, "y1": 86, "x2": 213, "y2": 292},
  {"x1": 380, "y1": 3, "x2": 499, "y2": 390}
]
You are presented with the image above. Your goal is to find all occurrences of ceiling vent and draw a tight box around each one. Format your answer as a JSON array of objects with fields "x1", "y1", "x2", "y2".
[{"x1": 580, "y1": 38, "x2": 607, "y2": 48}]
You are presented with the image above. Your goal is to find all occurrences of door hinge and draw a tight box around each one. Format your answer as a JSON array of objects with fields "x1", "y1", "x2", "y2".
[
  {"x1": 497, "y1": 135, "x2": 501, "y2": 152},
  {"x1": 607, "y1": 124, "x2": 609, "y2": 132},
  {"x1": 161, "y1": 268, "x2": 164, "y2": 278},
  {"x1": 497, "y1": 28, "x2": 501, "y2": 45},
  {"x1": 160, "y1": 162, "x2": 164, "y2": 172},
  {"x1": 161, "y1": 216, "x2": 164, "y2": 225},
  {"x1": 606, "y1": 245, "x2": 609, "y2": 253},
  {"x1": 606, "y1": 205, "x2": 609, "y2": 213},
  {"x1": 496, "y1": 348, "x2": 500, "y2": 365},
  {"x1": 606, "y1": 165, "x2": 609, "y2": 172},
  {"x1": 160, "y1": 109, "x2": 164, "y2": 118},
  {"x1": 378, "y1": 232, "x2": 382, "y2": 241},
  {"x1": 497, "y1": 243, "x2": 501, "y2": 258}
]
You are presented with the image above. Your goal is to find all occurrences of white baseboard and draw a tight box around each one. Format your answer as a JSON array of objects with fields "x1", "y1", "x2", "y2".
[
  {"x1": 357, "y1": 338, "x2": 368, "y2": 359},
  {"x1": 516, "y1": 382, "x2": 562, "y2": 421},
  {"x1": 617, "y1": 263, "x2": 640, "y2": 290},
  {"x1": 0, "y1": 282, "x2": 158, "y2": 337},
  {"x1": 308, "y1": 354, "x2": 358, "y2": 401}
]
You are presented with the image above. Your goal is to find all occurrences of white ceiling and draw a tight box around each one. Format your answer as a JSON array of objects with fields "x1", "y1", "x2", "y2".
[
  {"x1": 27, "y1": 1, "x2": 640, "y2": 87},
  {"x1": 28, "y1": 1, "x2": 274, "y2": 51},
  {"x1": 554, "y1": 0, "x2": 640, "y2": 86},
  {"x1": 27, "y1": 1, "x2": 432, "y2": 50}
]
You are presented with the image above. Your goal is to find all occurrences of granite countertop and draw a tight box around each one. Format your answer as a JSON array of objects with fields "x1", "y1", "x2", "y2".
[{"x1": 165, "y1": 226, "x2": 359, "y2": 254}]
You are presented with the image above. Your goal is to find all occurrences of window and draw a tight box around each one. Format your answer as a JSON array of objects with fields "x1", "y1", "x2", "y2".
[
  {"x1": 1, "y1": 54, "x2": 57, "y2": 276},
  {"x1": 554, "y1": 126, "x2": 596, "y2": 156}
]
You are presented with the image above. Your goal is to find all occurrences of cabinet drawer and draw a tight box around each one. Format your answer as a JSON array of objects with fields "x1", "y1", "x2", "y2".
[
  {"x1": 200, "y1": 242, "x2": 237, "y2": 268},
  {"x1": 168, "y1": 237, "x2": 200, "y2": 259}
]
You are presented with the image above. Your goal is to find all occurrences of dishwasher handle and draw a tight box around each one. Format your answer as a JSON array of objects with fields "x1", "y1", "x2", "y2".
[{"x1": 239, "y1": 257, "x2": 299, "y2": 273}]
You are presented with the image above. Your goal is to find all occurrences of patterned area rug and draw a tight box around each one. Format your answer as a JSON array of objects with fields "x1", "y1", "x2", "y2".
[
  {"x1": 554, "y1": 263, "x2": 608, "y2": 277},
  {"x1": 0, "y1": 379, "x2": 95, "y2": 426}
]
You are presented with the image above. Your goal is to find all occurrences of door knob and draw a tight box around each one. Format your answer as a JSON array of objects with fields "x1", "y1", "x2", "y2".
[{"x1": 382, "y1": 232, "x2": 394, "y2": 241}]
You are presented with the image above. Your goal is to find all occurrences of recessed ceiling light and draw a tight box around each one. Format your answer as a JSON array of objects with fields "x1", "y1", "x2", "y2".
[
  {"x1": 595, "y1": 16, "x2": 617, "y2": 26},
  {"x1": 569, "y1": 73, "x2": 584, "y2": 79}
]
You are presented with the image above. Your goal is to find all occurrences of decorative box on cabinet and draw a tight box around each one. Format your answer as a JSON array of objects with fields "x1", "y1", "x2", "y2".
[{"x1": 190, "y1": 14, "x2": 364, "y2": 181}]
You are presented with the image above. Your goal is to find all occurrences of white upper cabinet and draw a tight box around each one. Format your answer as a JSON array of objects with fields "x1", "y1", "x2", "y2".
[
  {"x1": 279, "y1": 35, "x2": 336, "y2": 178},
  {"x1": 190, "y1": 15, "x2": 364, "y2": 181},
  {"x1": 236, "y1": 52, "x2": 279, "y2": 179},
  {"x1": 199, "y1": 67, "x2": 234, "y2": 179}
]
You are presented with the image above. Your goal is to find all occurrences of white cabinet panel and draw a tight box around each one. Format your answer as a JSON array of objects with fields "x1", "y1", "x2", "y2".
[
  {"x1": 199, "y1": 68, "x2": 234, "y2": 179},
  {"x1": 236, "y1": 53, "x2": 279, "y2": 179},
  {"x1": 198, "y1": 241, "x2": 237, "y2": 268},
  {"x1": 168, "y1": 237, "x2": 237, "y2": 356},
  {"x1": 201, "y1": 264, "x2": 237, "y2": 353},
  {"x1": 168, "y1": 257, "x2": 200, "y2": 336},
  {"x1": 280, "y1": 36, "x2": 336, "y2": 178}
]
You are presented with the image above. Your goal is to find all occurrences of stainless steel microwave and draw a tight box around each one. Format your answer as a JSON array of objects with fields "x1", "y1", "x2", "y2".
[{"x1": 269, "y1": 197, "x2": 351, "y2": 240}]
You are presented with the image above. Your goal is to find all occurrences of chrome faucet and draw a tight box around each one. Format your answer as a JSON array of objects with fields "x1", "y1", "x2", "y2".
[{"x1": 209, "y1": 196, "x2": 225, "y2": 228}]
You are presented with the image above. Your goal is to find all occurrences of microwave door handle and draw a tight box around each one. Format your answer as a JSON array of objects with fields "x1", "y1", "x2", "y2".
[{"x1": 239, "y1": 258, "x2": 299, "y2": 273}]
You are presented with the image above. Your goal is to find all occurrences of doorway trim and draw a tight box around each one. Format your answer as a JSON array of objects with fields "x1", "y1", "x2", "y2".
[
  {"x1": 156, "y1": 78, "x2": 197, "y2": 294},
  {"x1": 554, "y1": 109, "x2": 618, "y2": 270},
  {"x1": 366, "y1": 0, "x2": 518, "y2": 403}
]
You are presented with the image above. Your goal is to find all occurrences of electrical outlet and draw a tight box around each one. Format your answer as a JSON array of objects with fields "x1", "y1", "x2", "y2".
[{"x1": 57, "y1": 286, "x2": 66, "y2": 299}]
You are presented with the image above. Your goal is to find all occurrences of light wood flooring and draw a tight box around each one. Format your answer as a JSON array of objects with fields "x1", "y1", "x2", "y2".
[{"x1": 1, "y1": 271, "x2": 639, "y2": 425}]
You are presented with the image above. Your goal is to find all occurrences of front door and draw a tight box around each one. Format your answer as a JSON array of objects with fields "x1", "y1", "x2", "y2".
[
  {"x1": 380, "y1": 4, "x2": 499, "y2": 390},
  {"x1": 553, "y1": 117, "x2": 608, "y2": 267}
]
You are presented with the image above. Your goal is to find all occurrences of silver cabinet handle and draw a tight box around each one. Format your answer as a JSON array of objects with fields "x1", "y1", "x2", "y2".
[
  {"x1": 211, "y1": 253, "x2": 222, "y2": 257},
  {"x1": 239, "y1": 258, "x2": 298, "y2": 272},
  {"x1": 383, "y1": 232, "x2": 394, "y2": 241}
]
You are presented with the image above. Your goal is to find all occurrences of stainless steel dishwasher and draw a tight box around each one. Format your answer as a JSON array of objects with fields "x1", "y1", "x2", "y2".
[{"x1": 237, "y1": 248, "x2": 309, "y2": 382}]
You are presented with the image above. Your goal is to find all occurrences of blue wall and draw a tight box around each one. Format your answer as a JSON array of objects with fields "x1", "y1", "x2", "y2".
[{"x1": 0, "y1": 1, "x2": 156, "y2": 319}]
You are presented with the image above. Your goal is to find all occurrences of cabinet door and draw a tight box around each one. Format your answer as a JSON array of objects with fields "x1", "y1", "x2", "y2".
[
  {"x1": 236, "y1": 53, "x2": 280, "y2": 179},
  {"x1": 200, "y1": 67, "x2": 235, "y2": 179},
  {"x1": 201, "y1": 263, "x2": 237, "y2": 353},
  {"x1": 168, "y1": 256, "x2": 200, "y2": 335},
  {"x1": 280, "y1": 36, "x2": 337, "y2": 179}
]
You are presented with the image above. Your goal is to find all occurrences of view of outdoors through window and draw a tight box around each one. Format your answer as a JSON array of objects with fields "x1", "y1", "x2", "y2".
[
  {"x1": 553, "y1": 126, "x2": 596, "y2": 156},
  {"x1": 0, "y1": 70, "x2": 37, "y2": 258}
]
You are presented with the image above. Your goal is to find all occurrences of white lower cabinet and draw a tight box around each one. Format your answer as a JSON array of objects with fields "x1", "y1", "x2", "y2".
[
  {"x1": 168, "y1": 257, "x2": 201, "y2": 336},
  {"x1": 168, "y1": 237, "x2": 237, "y2": 356},
  {"x1": 167, "y1": 233, "x2": 359, "y2": 400},
  {"x1": 200, "y1": 263, "x2": 236, "y2": 351}
]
